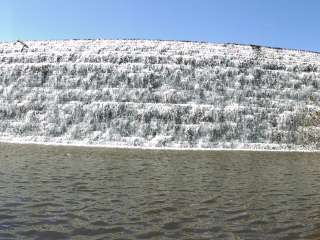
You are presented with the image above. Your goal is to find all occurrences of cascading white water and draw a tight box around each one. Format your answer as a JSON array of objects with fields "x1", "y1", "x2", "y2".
[{"x1": 1, "y1": 39, "x2": 320, "y2": 150}]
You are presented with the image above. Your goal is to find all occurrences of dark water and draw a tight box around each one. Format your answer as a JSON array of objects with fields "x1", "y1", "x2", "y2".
[{"x1": 1, "y1": 143, "x2": 320, "y2": 240}]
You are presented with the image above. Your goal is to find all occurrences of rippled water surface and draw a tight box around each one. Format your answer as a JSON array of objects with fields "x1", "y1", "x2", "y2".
[{"x1": 1, "y1": 143, "x2": 320, "y2": 239}]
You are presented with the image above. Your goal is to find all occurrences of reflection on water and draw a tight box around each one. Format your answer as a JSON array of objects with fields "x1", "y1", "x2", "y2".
[{"x1": 0, "y1": 143, "x2": 320, "y2": 239}]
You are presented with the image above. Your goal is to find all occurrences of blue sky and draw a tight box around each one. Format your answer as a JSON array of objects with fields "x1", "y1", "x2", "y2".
[{"x1": 1, "y1": 0, "x2": 320, "y2": 52}]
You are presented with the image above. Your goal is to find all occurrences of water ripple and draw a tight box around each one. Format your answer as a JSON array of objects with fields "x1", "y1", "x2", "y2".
[{"x1": 1, "y1": 143, "x2": 320, "y2": 239}]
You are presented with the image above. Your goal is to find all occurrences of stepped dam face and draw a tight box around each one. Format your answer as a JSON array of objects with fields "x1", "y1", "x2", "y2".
[{"x1": 1, "y1": 39, "x2": 320, "y2": 150}]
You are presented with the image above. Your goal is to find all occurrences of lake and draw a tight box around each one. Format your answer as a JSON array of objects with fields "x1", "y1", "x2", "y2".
[{"x1": 0, "y1": 143, "x2": 320, "y2": 239}]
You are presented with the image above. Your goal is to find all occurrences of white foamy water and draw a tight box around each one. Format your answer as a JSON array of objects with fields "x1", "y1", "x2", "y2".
[{"x1": 1, "y1": 39, "x2": 320, "y2": 150}]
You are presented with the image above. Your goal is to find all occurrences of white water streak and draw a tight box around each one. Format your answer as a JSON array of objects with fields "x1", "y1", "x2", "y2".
[{"x1": 1, "y1": 40, "x2": 320, "y2": 150}]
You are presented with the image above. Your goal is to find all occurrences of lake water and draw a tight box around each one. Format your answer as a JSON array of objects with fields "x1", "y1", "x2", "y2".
[{"x1": 0, "y1": 143, "x2": 320, "y2": 240}]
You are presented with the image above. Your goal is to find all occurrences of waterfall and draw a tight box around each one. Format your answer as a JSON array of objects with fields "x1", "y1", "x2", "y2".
[{"x1": 1, "y1": 39, "x2": 320, "y2": 150}]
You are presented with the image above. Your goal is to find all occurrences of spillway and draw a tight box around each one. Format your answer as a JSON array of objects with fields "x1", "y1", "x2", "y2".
[{"x1": 1, "y1": 39, "x2": 320, "y2": 150}]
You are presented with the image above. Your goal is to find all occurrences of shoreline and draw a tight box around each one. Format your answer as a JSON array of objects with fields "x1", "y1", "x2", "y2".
[{"x1": 1, "y1": 139, "x2": 320, "y2": 154}]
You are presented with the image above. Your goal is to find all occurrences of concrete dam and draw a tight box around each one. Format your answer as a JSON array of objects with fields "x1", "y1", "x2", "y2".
[{"x1": 1, "y1": 39, "x2": 320, "y2": 150}]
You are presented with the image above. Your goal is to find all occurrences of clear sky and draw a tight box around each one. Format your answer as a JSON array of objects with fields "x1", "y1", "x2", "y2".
[{"x1": 1, "y1": 0, "x2": 320, "y2": 52}]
